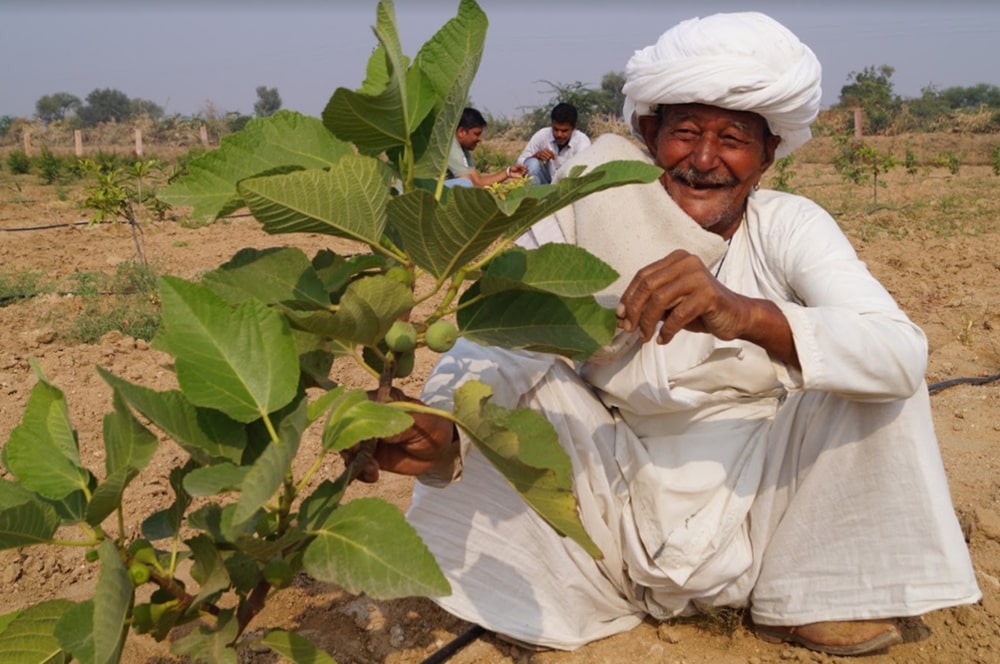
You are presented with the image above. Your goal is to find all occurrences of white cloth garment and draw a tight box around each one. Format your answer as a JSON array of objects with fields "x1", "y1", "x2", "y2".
[
  {"x1": 622, "y1": 12, "x2": 822, "y2": 158},
  {"x1": 406, "y1": 135, "x2": 980, "y2": 649}
]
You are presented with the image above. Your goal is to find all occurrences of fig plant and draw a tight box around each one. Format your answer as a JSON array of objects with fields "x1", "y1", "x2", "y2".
[{"x1": 0, "y1": 1, "x2": 660, "y2": 662}]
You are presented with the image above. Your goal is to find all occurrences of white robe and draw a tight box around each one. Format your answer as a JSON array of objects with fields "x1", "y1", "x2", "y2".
[{"x1": 406, "y1": 135, "x2": 980, "y2": 649}]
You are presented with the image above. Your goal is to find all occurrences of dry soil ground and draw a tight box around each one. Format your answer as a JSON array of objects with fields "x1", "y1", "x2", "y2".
[{"x1": 0, "y1": 141, "x2": 999, "y2": 664}]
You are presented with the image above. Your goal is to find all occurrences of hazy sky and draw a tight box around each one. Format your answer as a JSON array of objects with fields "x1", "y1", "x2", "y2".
[{"x1": 3, "y1": 0, "x2": 1000, "y2": 121}]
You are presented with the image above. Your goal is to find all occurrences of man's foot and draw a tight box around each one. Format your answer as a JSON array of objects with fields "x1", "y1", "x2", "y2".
[{"x1": 754, "y1": 619, "x2": 902, "y2": 656}]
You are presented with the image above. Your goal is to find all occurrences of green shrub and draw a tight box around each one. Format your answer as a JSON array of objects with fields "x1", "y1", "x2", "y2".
[
  {"x1": 769, "y1": 154, "x2": 796, "y2": 192},
  {"x1": 990, "y1": 145, "x2": 1000, "y2": 176},
  {"x1": 932, "y1": 151, "x2": 961, "y2": 175},
  {"x1": 63, "y1": 262, "x2": 161, "y2": 343},
  {"x1": 35, "y1": 145, "x2": 64, "y2": 184},
  {"x1": 7, "y1": 149, "x2": 30, "y2": 174},
  {"x1": 0, "y1": 269, "x2": 50, "y2": 306}
]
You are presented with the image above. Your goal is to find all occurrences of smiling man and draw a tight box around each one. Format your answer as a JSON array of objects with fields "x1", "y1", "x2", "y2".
[{"x1": 367, "y1": 12, "x2": 981, "y2": 658}]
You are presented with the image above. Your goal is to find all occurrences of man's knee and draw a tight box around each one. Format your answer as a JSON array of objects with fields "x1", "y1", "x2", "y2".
[{"x1": 524, "y1": 158, "x2": 550, "y2": 184}]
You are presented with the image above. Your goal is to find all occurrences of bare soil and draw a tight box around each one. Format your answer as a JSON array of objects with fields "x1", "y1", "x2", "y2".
[{"x1": 1, "y1": 141, "x2": 999, "y2": 664}]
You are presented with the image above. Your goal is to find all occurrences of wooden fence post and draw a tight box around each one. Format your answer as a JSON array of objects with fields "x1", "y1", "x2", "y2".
[
  {"x1": 23, "y1": 131, "x2": 31, "y2": 157},
  {"x1": 854, "y1": 108, "x2": 863, "y2": 140},
  {"x1": 74, "y1": 130, "x2": 83, "y2": 157},
  {"x1": 200, "y1": 125, "x2": 209, "y2": 147},
  {"x1": 134, "y1": 128, "x2": 143, "y2": 156}
]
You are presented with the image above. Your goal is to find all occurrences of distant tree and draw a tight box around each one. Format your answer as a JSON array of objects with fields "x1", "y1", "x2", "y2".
[
  {"x1": 938, "y1": 83, "x2": 1000, "y2": 110},
  {"x1": 35, "y1": 92, "x2": 82, "y2": 124},
  {"x1": 836, "y1": 65, "x2": 901, "y2": 134},
  {"x1": 77, "y1": 87, "x2": 132, "y2": 127},
  {"x1": 226, "y1": 111, "x2": 253, "y2": 133},
  {"x1": 254, "y1": 86, "x2": 282, "y2": 118},
  {"x1": 904, "y1": 85, "x2": 951, "y2": 126},
  {"x1": 130, "y1": 98, "x2": 165, "y2": 121},
  {"x1": 598, "y1": 71, "x2": 626, "y2": 118},
  {"x1": 0, "y1": 115, "x2": 15, "y2": 137}
]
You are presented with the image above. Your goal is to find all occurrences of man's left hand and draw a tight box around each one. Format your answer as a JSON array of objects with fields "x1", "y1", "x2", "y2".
[{"x1": 616, "y1": 249, "x2": 751, "y2": 345}]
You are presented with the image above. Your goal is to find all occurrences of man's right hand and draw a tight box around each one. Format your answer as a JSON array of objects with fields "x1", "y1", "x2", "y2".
[
  {"x1": 344, "y1": 388, "x2": 459, "y2": 483},
  {"x1": 534, "y1": 148, "x2": 556, "y2": 162}
]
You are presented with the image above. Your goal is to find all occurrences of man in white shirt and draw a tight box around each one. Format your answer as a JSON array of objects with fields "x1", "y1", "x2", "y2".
[{"x1": 516, "y1": 102, "x2": 591, "y2": 184}]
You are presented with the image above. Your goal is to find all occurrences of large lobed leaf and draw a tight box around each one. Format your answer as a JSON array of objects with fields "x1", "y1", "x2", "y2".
[
  {"x1": 200, "y1": 247, "x2": 330, "y2": 309},
  {"x1": 388, "y1": 160, "x2": 662, "y2": 280},
  {"x1": 281, "y1": 274, "x2": 414, "y2": 347},
  {"x1": 322, "y1": 0, "x2": 412, "y2": 155},
  {"x1": 303, "y1": 497, "x2": 449, "y2": 599},
  {"x1": 0, "y1": 599, "x2": 74, "y2": 663},
  {"x1": 53, "y1": 539, "x2": 131, "y2": 664},
  {"x1": 3, "y1": 362, "x2": 92, "y2": 501},
  {"x1": 152, "y1": 277, "x2": 300, "y2": 423},
  {"x1": 317, "y1": 387, "x2": 413, "y2": 452},
  {"x1": 98, "y1": 368, "x2": 246, "y2": 465},
  {"x1": 159, "y1": 110, "x2": 353, "y2": 222},
  {"x1": 408, "y1": 0, "x2": 488, "y2": 181},
  {"x1": 232, "y1": 399, "x2": 307, "y2": 528},
  {"x1": 452, "y1": 381, "x2": 601, "y2": 558},
  {"x1": 238, "y1": 154, "x2": 394, "y2": 244},
  {"x1": 479, "y1": 244, "x2": 618, "y2": 297},
  {"x1": 458, "y1": 284, "x2": 618, "y2": 360},
  {"x1": 0, "y1": 488, "x2": 60, "y2": 550},
  {"x1": 85, "y1": 389, "x2": 159, "y2": 526}
]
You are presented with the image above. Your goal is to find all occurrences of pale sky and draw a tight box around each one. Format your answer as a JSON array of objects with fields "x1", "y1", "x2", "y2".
[{"x1": 3, "y1": 0, "x2": 999, "y2": 121}]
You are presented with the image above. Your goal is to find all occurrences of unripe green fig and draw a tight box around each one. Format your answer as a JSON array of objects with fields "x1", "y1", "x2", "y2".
[
  {"x1": 385, "y1": 266, "x2": 413, "y2": 288},
  {"x1": 129, "y1": 562, "x2": 151, "y2": 586},
  {"x1": 385, "y1": 321, "x2": 417, "y2": 352},
  {"x1": 263, "y1": 559, "x2": 293, "y2": 589},
  {"x1": 425, "y1": 320, "x2": 458, "y2": 353},
  {"x1": 393, "y1": 351, "x2": 415, "y2": 378}
]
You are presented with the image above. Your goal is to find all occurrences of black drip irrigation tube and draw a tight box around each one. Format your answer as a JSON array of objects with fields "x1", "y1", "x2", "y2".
[
  {"x1": 419, "y1": 625, "x2": 486, "y2": 664},
  {"x1": 928, "y1": 369, "x2": 1000, "y2": 393}
]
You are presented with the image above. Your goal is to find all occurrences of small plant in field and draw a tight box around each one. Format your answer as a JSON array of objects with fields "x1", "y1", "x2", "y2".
[
  {"x1": 35, "y1": 145, "x2": 65, "y2": 184},
  {"x1": 990, "y1": 145, "x2": 1000, "y2": 176},
  {"x1": 904, "y1": 148, "x2": 919, "y2": 175},
  {"x1": 832, "y1": 136, "x2": 896, "y2": 209},
  {"x1": 0, "y1": 2, "x2": 660, "y2": 663},
  {"x1": 0, "y1": 269, "x2": 50, "y2": 306},
  {"x1": 7, "y1": 148, "x2": 30, "y2": 174},
  {"x1": 79, "y1": 157, "x2": 172, "y2": 262},
  {"x1": 769, "y1": 154, "x2": 796, "y2": 192},
  {"x1": 932, "y1": 150, "x2": 961, "y2": 175},
  {"x1": 957, "y1": 312, "x2": 976, "y2": 347}
]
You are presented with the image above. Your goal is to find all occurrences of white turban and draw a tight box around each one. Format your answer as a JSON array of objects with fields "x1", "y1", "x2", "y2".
[{"x1": 622, "y1": 12, "x2": 822, "y2": 159}]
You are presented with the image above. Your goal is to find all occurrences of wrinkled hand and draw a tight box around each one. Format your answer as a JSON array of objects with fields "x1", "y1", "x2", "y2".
[
  {"x1": 616, "y1": 249, "x2": 752, "y2": 345},
  {"x1": 343, "y1": 387, "x2": 457, "y2": 483}
]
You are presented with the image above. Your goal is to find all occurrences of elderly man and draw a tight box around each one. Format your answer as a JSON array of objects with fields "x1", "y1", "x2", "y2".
[{"x1": 372, "y1": 12, "x2": 981, "y2": 657}]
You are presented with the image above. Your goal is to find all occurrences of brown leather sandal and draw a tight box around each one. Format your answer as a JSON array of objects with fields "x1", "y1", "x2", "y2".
[{"x1": 755, "y1": 619, "x2": 902, "y2": 656}]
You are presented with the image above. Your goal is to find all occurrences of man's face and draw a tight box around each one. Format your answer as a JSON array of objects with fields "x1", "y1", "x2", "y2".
[
  {"x1": 639, "y1": 103, "x2": 779, "y2": 239},
  {"x1": 551, "y1": 121, "x2": 574, "y2": 148},
  {"x1": 456, "y1": 126, "x2": 484, "y2": 151}
]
